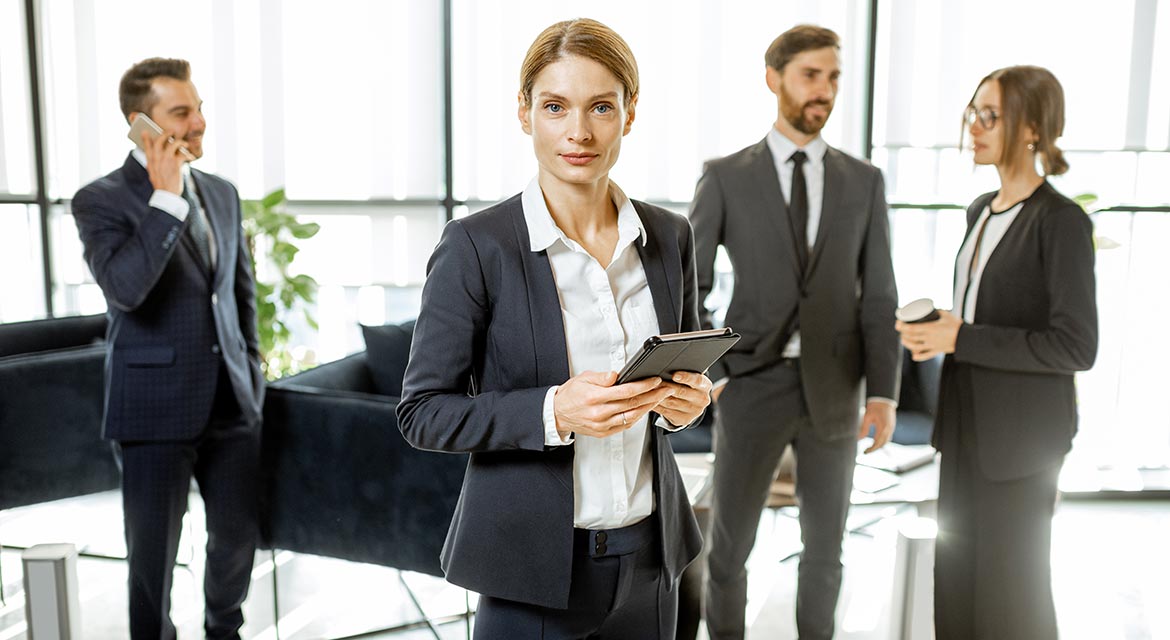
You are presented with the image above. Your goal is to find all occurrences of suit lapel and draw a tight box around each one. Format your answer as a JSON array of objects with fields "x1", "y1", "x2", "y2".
[
  {"x1": 510, "y1": 206, "x2": 571, "y2": 389},
  {"x1": 805, "y1": 147, "x2": 842, "y2": 282},
  {"x1": 633, "y1": 203, "x2": 680, "y2": 334},
  {"x1": 191, "y1": 170, "x2": 229, "y2": 290},
  {"x1": 122, "y1": 154, "x2": 212, "y2": 286},
  {"x1": 121, "y1": 154, "x2": 156, "y2": 204},
  {"x1": 749, "y1": 140, "x2": 803, "y2": 281}
]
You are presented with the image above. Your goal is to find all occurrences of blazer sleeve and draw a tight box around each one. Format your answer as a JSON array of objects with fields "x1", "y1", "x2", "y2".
[
  {"x1": 953, "y1": 204, "x2": 1098, "y2": 374},
  {"x1": 859, "y1": 169, "x2": 901, "y2": 400},
  {"x1": 663, "y1": 217, "x2": 708, "y2": 430},
  {"x1": 688, "y1": 162, "x2": 729, "y2": 381},
  {"x1": 396, "y1": 220, "x2": 550, "y2": 454},
  {"x1": 228, "y1": 183, "x2": 264, "y2": 399},
  {"x1": 72, "y1": 187, "x2": 186, "y2": 313}
]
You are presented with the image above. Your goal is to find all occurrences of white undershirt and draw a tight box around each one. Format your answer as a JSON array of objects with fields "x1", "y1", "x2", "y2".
[
  {"x1": 523, "y1": 177, "x2": 669, "y2": 529},
  {"x1": 953, "y1": 201, "x2": 1025, "y2": 323}
]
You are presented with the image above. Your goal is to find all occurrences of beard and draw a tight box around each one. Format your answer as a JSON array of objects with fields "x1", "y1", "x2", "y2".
[{"x1": 780, "y1": 83, "x2": 833, "y2": 135}]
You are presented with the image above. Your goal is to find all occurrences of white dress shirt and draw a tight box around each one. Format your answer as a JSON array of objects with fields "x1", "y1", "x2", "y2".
[
  {"x1": 765, "y1": 128, "x2": 827, "y2": 359},
  {"x1": 953, "y1": 201, "x2": 1025, "y2": 323},
  {"x1": 523, "y1": 177, "x2": 666, "y2": 530}
]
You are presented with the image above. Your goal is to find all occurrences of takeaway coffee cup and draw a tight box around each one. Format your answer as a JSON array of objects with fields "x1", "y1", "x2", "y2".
[{"x1": 896, "y1": 298, "x2": 940, "y2": 324}]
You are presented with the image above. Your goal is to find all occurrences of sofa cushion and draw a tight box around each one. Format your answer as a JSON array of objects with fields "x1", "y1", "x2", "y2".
[{"x1": 360, "y1": 320, "x2": 416, "y2": 397}]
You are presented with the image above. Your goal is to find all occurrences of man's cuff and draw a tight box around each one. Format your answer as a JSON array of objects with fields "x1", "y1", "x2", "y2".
[
  {"x1": 150, "y1": 190, "x2": 189, "y2": 221},
  {"x1": 866, "y1": 396, "x2": 898, "y2": 409},
  {"x1": 543, "y1": 386, "x2": 573, "y2": 446}
]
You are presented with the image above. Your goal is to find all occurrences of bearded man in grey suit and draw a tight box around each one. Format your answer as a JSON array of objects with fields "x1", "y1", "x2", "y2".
[{"x1": 691, "y1": 25, "x2": 900, "y2": 640}]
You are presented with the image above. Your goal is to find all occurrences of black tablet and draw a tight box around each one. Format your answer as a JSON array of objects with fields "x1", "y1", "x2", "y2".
[{"x1": 616, "y1": 327, "x2": 740, "y2": 384}]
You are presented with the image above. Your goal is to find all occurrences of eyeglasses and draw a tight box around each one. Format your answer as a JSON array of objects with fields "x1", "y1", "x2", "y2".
[{"x1": 963, "y1": 106, "x2": 999, "y2": 130}]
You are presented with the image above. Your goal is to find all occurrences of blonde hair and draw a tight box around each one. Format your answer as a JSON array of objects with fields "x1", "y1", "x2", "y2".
[{"x1": 519, "y1": 18, "x2": 639, "y2": 109}]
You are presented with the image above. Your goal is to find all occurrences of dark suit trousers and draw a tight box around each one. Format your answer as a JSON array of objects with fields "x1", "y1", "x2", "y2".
[
  {"x1": 705, "y1": 362, "x2": 857, "y2": 640},
  {"x1": 473, "y1": 517, "x2": 678, "y2": 640},
  {"x1": 118, "y1": 366, "x2": 259, "y2": 640},
  {"x1": 934, "y1": 366, "x2": 1060, "y2": 640}
]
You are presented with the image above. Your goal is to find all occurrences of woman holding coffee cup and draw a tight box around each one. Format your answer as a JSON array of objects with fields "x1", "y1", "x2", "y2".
[{"x1": 894, "y1": 66, "x2": 1097, "y2": 639}]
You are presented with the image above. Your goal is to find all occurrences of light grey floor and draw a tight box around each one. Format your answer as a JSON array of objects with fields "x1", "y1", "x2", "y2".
[{"x1": 2, "y1": 493, "x2": 1167, "y2": 639}]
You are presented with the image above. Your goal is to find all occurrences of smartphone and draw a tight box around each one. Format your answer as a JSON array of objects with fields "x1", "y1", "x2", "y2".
[{"x1": 128, "y1": 113, "x2": 195, "y2": 161}]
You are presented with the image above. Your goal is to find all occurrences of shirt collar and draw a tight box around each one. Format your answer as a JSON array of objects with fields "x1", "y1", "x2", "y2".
[
  {"x1": 521, "y1": 177, "x2": 647, "y2": 253},
  {"x1": 131, "y1": 147, "x2": 192, "y2": 182},
  {"x1": 765, "y1": 127, "x2": 828, "y2": 167}
]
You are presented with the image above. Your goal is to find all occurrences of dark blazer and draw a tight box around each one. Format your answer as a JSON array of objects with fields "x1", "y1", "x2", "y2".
[
  {"x1": 937, "y1": 181, "x2": 1098, "y2": 480},
  {"x1": 72, "y1": 153, "x2": 264, "y2": 441},
  {"x1": 397, "y1": 194, "x2": 704, "y2": 610},
  {"x1": 690, "y1": 138, "x2": 900, "y2": 439}
]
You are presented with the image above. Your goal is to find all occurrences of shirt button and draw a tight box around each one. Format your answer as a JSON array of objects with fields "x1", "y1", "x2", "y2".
[
  {"x1": 211, "y1": 293, "x2": 219, "y2": 305},
  {"x1": 211, "y1": 344, "x2": 221, "y2": 355}
]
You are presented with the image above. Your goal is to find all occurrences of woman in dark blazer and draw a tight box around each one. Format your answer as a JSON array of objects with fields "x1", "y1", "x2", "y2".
[
  {"x1": 896, "y1": 66, "x2": 1097, "y2": 639},
  {"x1": 397, "y1": 18, "x2": 710, "y2": 640}
]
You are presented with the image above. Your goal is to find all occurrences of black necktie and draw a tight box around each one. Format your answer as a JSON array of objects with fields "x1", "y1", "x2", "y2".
[
  {"x1": 182, "y1": 175, "x2": 214, "y2": 272},
  {"x1": 788, "y1": 150, "x2": 809, "y2": 275}
]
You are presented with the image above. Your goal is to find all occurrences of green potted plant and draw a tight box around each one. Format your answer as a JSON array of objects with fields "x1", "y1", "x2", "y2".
[
  {"x1": 242, "y1": 188, "x2": 321, "y2": 379},
  {"x1": 1073, "y1": 192, "x2": 1121, "y2": 250}
]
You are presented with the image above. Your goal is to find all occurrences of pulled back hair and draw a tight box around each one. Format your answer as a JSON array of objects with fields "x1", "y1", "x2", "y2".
[
  {"x1": 764, "y1": 24, "x2": 840, "y2": 72},
  {"x1": 119, "y1": 57, "x2": 190, "y2": 121},
  {"x1": 519, "y1": 18, "x2": 639, "y2": 109},
  {"x1": 968, "y1": 65, "x2": 1069, "y2": 176}
]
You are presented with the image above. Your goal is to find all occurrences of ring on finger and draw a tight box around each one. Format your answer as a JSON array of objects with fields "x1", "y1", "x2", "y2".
[{"x1": 621, "y1": 411, "x2": 628, "y2": 426}]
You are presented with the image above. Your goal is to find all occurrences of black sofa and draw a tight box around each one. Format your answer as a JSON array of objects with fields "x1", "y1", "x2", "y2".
[
  {"x1": 0, "y1": 314, "x2": 118, "y2": 510},
  {"x1": 259, "y1": 327, "x2": 467, "y2": 577}
]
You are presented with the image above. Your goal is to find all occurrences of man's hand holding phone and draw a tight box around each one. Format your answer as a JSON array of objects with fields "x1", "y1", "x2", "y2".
[{"x1": 129, "y1": 113, "x2": 193, "y2": 195}]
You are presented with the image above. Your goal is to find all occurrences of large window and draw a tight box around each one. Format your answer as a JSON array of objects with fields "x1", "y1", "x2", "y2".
[
  {"x1": 0, "y1": 0, "x2": 34, "y2": 195},
  {"x1": 451, "y1": 0, "x2": 870, "y2": 205},
  {"x1": 36, "y1": 0, "x2": 445, "y2": 359},
  {"x1": 40, "y1": 0, "x2": 444, "y2": 201}
]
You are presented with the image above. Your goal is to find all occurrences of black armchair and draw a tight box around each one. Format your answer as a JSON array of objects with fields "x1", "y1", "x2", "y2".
[
  {"x1": 259, "y1": 342, "x2": 467, "y2": 578},
  {"x1": 0, "y1": 314, "x2": 116, "y2": 511}
]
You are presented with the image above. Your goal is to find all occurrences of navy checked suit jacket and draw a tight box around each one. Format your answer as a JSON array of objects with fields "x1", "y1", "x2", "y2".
[
  {"x1": 397, "y1": 195, "x2": 705, "y2": 610},
  {"x1": 72, "y1": 153, "x2": 264, "y2": 441}
]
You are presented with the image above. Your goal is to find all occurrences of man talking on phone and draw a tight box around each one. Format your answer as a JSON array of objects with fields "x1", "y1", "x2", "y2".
[{"x1": 72, "y1": 57, "x2": 264, "y2": 640}]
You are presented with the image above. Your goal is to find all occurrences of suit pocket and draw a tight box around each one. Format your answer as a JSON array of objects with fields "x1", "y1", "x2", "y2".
[{"x1": 121, "y1": 345, "x2": 176, "y2": 368}]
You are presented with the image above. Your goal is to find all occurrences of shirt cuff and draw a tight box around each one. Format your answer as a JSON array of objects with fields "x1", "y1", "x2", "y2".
[
  {"x1": 866, "y1": 396, "x2": 898, "y2": 409},
  {"x1": 150, "y1": 189, "x2": 189, "y2": 221},
  {"x1": 543, "y1": 386, "x2": 573, "y2": 446},
  {"x1": 656, "y1": 415, "x2": 687, "y2": 432}
]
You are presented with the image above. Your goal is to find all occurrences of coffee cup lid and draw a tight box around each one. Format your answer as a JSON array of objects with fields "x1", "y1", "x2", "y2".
[{"x1": 896, "y1": 298, "x2": 936, "y2": 322}]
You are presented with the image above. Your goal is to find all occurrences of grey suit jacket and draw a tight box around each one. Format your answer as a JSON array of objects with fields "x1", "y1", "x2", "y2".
[
  {"x1": 690, "y1": 137, "x2": 900, "y2": 439},
  {"x1": 397, "y1": 194, "x2": 704, "y2": 609},
  {"x1": 72, "y1": 154, "x2": 264, "y2": 441}
]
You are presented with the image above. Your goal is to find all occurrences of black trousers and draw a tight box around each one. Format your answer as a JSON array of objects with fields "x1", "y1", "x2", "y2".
[
  {"x1": 704, "y1": 361, "x2": 857, "y2": 640},
  {"x1": 474, "y1": 516, "x2": 678, "y2": 640},
  {"x1": 118, "y1": 367, "x2": 260, "y2": 640},
  {"x1": 934, "y1": 367, "x2": 1061, "y2": 640}
]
